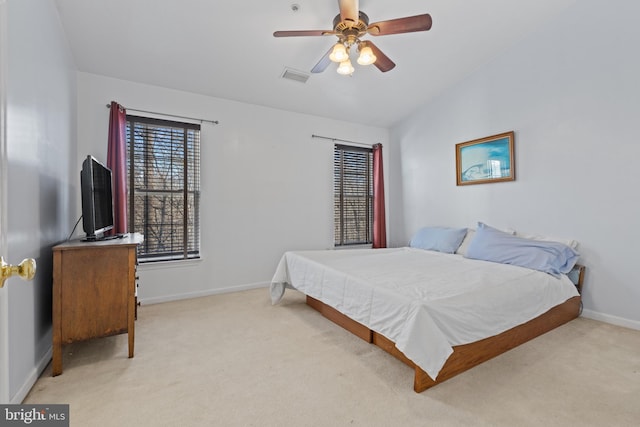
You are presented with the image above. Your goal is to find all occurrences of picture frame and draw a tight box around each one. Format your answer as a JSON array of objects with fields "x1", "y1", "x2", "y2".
[{"x1": 456, "y1": 131, "x2": 515, "y2": 186}]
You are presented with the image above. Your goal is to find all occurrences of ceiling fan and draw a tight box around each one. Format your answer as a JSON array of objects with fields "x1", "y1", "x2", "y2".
[{"x1": 273, "y1": 0, "x2": 432, "y2": 75}]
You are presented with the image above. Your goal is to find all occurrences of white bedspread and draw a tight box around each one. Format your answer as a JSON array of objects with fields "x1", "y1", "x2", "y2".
[{"x1": 270, "y1": 247, "x2": 579, "y2": 380}]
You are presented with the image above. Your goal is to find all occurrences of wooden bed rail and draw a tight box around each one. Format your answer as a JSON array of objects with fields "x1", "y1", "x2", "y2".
[{"x1": 306, "y1": 294, "x2": 581, "y2": 392}]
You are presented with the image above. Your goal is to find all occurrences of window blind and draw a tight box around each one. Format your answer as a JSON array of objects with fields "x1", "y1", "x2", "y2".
[
  {"x1": 126, "y1": 115, "x2": 201, "y2": 261},
  {"x1": 334, "y1": 144, "x2": 373, "y2": 246}
]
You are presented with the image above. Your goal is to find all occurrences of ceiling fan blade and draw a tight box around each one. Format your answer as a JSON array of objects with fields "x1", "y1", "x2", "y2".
[
  {"x1": 338, "y1": 0, "x2": 359, "y2": 24},
  {"x1": 366, "y1": 41, "x2": 396, "y2": 72},
  {"x1": 273, "y1": 30, "x2": 335, "y2": 37},
  {"x1": 310, "y1": 47, "x2": 333, "y2": 74},
  {"x1": 368, "y1": 14, "x2": 432, "y2": 36}
]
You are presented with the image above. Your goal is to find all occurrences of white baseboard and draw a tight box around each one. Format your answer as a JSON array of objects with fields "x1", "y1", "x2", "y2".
[
  {"x1": 13, "y1": 347, "x2": 52, "y2": 404},
  {"x1": 139, "y1": 281, "x2": 269, "y2": 305},
  {"x1": 581, "y1": 308, "x2": 640, "y2": 331}
]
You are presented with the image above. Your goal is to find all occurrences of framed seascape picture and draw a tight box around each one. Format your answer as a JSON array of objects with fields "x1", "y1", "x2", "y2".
[{"x1": 456, "y1": 131, "x2": 515, "y2": 186}]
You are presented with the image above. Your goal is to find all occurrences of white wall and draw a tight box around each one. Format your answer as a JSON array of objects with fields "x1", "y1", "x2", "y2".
[
  {"x1": 76, "y1": 73, "x2": 389, "y2": 303},
  {"x1": 5, "y1": 0, "x2": 76, "y2": 403},
  {"x1": 389, "y1": 0, "x2": 640, "y2": 329}
]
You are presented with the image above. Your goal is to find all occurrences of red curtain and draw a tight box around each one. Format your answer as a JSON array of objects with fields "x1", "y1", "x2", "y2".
[
  {"x1": 372, "y1": 143, "x2": 387, "y2": 248},
  {"x1": 107, "y1": 101, "x2": 128, "y2": 235}
]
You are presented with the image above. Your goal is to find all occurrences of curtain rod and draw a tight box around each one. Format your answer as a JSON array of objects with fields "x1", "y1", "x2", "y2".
[
  {"x1": 311, "y1": 134, "x2": 378, "y2": 148},
  {"x1": 105, "y1": 104, "x2": 219, "y2": 125}
]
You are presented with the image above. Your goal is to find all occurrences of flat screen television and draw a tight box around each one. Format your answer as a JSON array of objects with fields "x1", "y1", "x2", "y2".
[{"x1": 81, "y1": 155, "x2": 114, "y2": 241}]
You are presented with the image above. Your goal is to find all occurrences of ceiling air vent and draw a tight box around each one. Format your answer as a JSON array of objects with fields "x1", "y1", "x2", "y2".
[{"x1": 281, "y1": 68, "x2": 310, "y2": 84}]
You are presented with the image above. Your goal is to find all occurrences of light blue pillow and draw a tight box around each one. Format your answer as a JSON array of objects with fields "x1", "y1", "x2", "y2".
[
  {"x1": 409, "y1": 226, "x2": 468, "y2": 254},
  {"x1": 465, "y1": 222, "x2": 579, "y2": 276}
]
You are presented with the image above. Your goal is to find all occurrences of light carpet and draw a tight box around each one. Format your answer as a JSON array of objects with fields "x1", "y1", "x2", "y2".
[{"x1": 25, "y1": 288, "x2": 640, "y2": 426}]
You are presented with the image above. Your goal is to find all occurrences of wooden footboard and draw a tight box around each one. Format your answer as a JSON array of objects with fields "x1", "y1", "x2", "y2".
[{"x1": 306, "y1": 295, "x2": 581, "y2": 392}]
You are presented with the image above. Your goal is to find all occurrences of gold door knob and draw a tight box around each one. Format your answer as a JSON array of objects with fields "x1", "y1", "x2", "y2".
[{"x1": 0, "y1": 257, "x2": 36, "y2": 288}]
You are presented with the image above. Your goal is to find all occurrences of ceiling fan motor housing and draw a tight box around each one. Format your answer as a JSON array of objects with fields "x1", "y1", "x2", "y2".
[{"x1": 333, "y1": 12, "x2": 369, "y2": 45}]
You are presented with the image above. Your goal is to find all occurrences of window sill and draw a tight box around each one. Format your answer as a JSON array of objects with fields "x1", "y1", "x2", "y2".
[
  {"x1": 138, "y1": 257, "x2": 202, "y2": 271},
  {"x1": 334, "y1": 244, "x2": 373, "y2": 250}
]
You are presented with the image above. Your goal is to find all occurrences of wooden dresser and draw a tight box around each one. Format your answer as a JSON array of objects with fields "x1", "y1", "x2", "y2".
[{"x1": 52, "y1": 233, "x2": 143, "y2": 376}]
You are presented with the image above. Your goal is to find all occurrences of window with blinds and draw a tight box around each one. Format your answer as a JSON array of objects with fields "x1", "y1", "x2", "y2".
[
  {"x1": 126, "y1": 115, "x2": 201, "y2": 261},
  {"x1": 334, "y1": 144, "x2": 373, "y2": 246}
]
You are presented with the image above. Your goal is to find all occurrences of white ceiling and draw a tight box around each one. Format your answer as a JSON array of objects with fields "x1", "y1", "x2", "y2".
[{"x1": 54, "y1": 0, "x2": 577, "y2": 128}]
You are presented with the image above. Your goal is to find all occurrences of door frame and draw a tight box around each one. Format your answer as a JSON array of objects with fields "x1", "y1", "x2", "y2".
[{"x1": 0, "y1": 0, "x2": 10, "y2": 404}]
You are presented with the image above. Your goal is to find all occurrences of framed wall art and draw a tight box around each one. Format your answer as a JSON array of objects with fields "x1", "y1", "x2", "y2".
[{"x1": 456, "y1": 131, "x2": 515, "y2": 186}]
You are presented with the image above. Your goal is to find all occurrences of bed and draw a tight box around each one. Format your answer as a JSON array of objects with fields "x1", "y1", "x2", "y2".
[{"x1": 270, "y1": 223, "x2": 584, "y2": 392}]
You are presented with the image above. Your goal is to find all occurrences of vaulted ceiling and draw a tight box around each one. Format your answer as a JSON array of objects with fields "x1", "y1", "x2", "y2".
[{"x1": 54, "y1": 0, "x2": 577, "y2": 127}]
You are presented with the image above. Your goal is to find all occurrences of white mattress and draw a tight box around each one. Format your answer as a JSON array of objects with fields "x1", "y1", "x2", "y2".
[{"x1": 270, "y1": 247, "x2": 579, "y2": 380}]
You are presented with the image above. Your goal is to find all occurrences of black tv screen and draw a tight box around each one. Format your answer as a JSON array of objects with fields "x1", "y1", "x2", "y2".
[{"x1": 81, "y1": 155, "x2": 114, "y2": 240}]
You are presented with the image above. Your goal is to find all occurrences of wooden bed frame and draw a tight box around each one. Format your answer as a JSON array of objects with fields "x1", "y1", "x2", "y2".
[{"x1": 305, "y1": 264, "x2": 585, "y2": 393}]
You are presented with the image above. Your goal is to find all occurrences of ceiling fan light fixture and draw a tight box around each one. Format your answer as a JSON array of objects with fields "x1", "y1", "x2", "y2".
[
  {"x1": 336, "y1": 59, "x2": 355, "y2": 75},
  {"x1": 357, "y1": 45, "x2": 376, "y2": 66},
  {"x1": 329, "y1": 42, "x2": 349, "y2": 62},
  {"x1": 274, "y1": 4, "x2": 432, "y2": 75}
]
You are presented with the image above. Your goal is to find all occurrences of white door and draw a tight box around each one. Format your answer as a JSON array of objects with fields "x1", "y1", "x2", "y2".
[
  {"x1": 1, "y1": 0, "x2": 9, "y2": 404},
  {"x1": 0, "y1": 0, "x2": 9, "y2": 403}
]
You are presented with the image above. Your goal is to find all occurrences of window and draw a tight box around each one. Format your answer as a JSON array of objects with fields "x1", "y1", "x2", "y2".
[
  {"x1": 126, "y1": 115, "x2": 201, "y2": 261},
  {"x1": 334, "y1": 144, "x2": 373, "y2": 246}
]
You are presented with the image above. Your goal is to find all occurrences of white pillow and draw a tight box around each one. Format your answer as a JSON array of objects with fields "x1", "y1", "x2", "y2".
[
  {"x1": 515, "y1": 231, "x2": 578, "y2": 249},
  {"x1": 455, "y1": 229, "x2": 475, "y2": 256}
]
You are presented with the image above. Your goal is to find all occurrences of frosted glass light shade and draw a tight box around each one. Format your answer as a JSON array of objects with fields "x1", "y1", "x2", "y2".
[
  {"x1": 329, "y1": 43, "x2": 349, "y2": 62},
  {"x1": 357, "y1": 45, "x2": 377, "y2": 66},
  {"x1": 337, "y1": 59, "x2": 355, "y2": 75}
]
